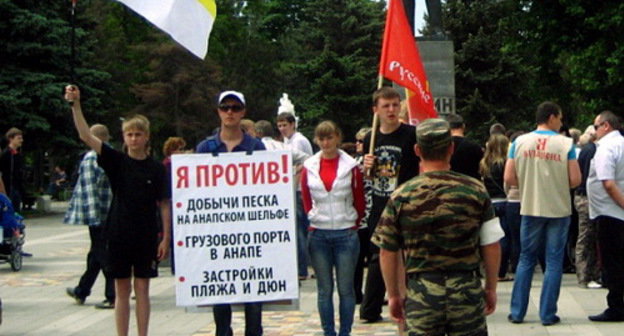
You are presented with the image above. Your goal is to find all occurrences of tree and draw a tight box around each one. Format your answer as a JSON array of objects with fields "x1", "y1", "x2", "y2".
[
  {"x1": 130, "y1": 42, "x2": 223, "y2": 151},
  {"x1": 278, "y1": 0, "x2": 385, "y2": 139},
  {"x1": 513, "y1": 1, "x2": 624, "y2": 127},
  {"x1": 441, "y1": 0, "x2": 536, "y2": 141},
  {"x1": 0, "y1": 0, "x2": 111, "y2": 190}
]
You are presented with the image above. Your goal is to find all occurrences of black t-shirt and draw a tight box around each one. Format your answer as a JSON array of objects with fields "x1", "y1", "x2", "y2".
[
  {"x1": 576, "y1": 142, "x2": 596, "y2": 196},
  {"x1": 98, "y1": 144, "x2": 170, "y2": 244},
  {"x1": 450, "y1": 136, "x2": 483, "y2": 180},
  {"x1": 482, "y1": 161, "x2": 506, "y2": 199},
  {"x1": 363, "y1": 123, "x2": 419, "y2": 251},
  {"x1": 0, "y1": 147, "x2": 24, "y2": 194}
]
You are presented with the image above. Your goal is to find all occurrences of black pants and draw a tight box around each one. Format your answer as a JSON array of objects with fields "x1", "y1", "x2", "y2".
[
  {"x1": 213, "y1": 303, "x2": 262, "y2": 336},
  {"x1": 360, "y1": 253, "x2": 385, "y2": 320},
  {"x1": 596, "y1": 216, "x2": 624, "y2": 313},
  {"x1": 75, "y1": 226, "x2": 115, "y2": 302},
  {"x1": 354, "y1": 227, "x2": 369, "y2": 304}
]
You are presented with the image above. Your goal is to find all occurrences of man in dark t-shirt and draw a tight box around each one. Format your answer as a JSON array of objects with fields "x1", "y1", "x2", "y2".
[
  {"x1": 446, "y1": 114, "x2": 484, "y2": 179},
  {"x1": 66, "y1": 85, "x2": 171, "y2": 336},
  {"x1": 361, "y1": 87, "x2": 419, "y2": 323}
]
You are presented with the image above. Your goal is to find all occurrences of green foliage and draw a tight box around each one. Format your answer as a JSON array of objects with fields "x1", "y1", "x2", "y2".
[
  {"x1": 130, "y1": 43, "x2": 223, "y2": 152},
  {"x1": 438, "y1": 0, "x2": 624, "y2": 141},
  {"x1": 3, "y1": 0, "x2": 624, "y2": 183},
  {"x1": 278, "y1": 0, "x2": 385, "y2": 139},
  {"x1": 442, "y1": 0, "x2": 536, "y2": 142},
  {"x1": 501, "y1": 0, "x2": 624, "y2": 131},
  {"x1": 0, "y1": 0, "x2": 110, "y2": 188}
]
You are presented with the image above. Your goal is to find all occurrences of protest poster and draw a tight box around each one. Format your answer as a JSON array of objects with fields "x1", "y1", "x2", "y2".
[{"x1": 171, "y1": 150, "x2": 298, "y2": 306}]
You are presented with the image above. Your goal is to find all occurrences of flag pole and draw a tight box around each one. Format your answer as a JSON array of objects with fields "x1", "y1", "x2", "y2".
[
  {"x1": 367, "y1": 75, "x2": 384, "y2": 176},
  {"x1": 70, "y1": 0, "x2": 77, "y2": 82}
]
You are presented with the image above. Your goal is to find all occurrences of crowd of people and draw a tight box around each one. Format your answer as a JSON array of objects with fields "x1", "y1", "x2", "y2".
[{"x1": 2, "y1": 85, "x2": 623, "y2": 336}]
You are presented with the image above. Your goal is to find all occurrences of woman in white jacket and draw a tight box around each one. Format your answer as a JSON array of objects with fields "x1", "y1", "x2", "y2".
[{"x1": 301, "y1": 121, "x2": 365, "y2": 336}]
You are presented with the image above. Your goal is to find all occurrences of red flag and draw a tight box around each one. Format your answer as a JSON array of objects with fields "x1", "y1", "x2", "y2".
[
  {"x1": 405, "y1": 89, "x2": 436, "y2": 125},
  {"x1": 380, "y1": 0, "x2": 437, "y2": 123}
]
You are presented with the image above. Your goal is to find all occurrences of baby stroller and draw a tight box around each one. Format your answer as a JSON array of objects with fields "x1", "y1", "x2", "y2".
[{"x1": 0, "y1": 194, "x2": 25, "y2": 271}]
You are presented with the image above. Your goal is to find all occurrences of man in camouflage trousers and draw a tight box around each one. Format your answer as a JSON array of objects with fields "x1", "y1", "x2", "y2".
[
  {"x1": 373, "y1": 118, "x2": 504, "y2": 335},
  {"x1": 574, "y1": 127, "x2": 601, "y2": 288}
]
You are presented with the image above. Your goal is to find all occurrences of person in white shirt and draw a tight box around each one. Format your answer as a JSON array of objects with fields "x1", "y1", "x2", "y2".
[
  {"x1": 277, "y1": 112, "x2": 313, "y2": 155},
  {"x1": 586, "y1": 110, "x2": 624, "y2": 322},
  {"x1": 276, "y1": 112, "x2": 314, "y2": 279},
  {"x1": 255, "y1": 120, "x2": 309, "y2": 166}
]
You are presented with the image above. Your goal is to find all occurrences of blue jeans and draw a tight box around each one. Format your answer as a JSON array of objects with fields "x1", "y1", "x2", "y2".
[
  {"x1": 509, "y1": 215, "x2": 570, "y2": 324},
  {"x1": 494, "y1": 201, "x2": 509, "y2": 278},
  {"x1": 213, "y1": 302, "x2": 262, "y2": 336},
  {"x1": 296, "y1": 191, "x2": 310, "y2": 277},
  {"x1": 308, "y1": 229, "x2": 359, "y2": 336},
  {"x1": 505, "y1": 202, "x2": 522, "y2": 273}
]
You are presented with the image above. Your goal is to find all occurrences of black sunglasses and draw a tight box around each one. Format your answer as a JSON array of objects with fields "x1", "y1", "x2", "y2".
[
  {"x1": 593, "y1": 122, "x2": 604, "y2": 130},
  {"x1": 218, "y1": 104, "x2": 244, "y2": 112}
]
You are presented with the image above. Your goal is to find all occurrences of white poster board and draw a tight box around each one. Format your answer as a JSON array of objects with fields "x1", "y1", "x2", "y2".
[{"x1": 171, "y1": 150, "x2": 298, "y2": 306}]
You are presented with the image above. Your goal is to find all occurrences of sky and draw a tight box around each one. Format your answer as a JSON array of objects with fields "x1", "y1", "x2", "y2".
[{"x1": 414, "y1": 0, "x2": 427, "y2": 36}]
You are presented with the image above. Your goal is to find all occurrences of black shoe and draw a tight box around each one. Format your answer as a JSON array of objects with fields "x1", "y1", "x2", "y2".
[
  {"x1": 95, "y1": 300, "x2": 115, "y2": 309},
  {"x1": 507, "y1": 314, "x2": 522, "y2": 324},
  {"x1": 542, "y1": 316, "x2": 561, "y2": 326},
  {"x1": 361, "y1": 316, "x2": 382, "y2": 323},
  {"x1": 589, "y1": 310, "x2": 624, "y2": 322},
  {"x1": 66, "y1": 287, "x2": 85, "y2": 305}
]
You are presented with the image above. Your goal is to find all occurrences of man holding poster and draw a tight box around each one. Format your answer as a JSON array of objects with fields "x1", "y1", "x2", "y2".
[{"x1": 195, "y1": 91, "x2": 266, "y2": 336}]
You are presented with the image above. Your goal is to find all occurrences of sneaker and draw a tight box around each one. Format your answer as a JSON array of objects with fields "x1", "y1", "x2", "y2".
[
  {"x1": 66, "y1": 287, "x2": 85, "y2": 305},
  {"x1": 361, "y1": 316, "x2": 383, "y2": 323},
  {"x1": 95, "y1": 300, "x2": 114, "y2": 309},
  {"x1": 587, "y1": 281, "x2": 602, "y2": 289}
]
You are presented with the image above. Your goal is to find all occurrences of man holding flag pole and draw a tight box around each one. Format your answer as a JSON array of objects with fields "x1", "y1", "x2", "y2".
[
  {"x1": 360, "y1": 3, "x2": 430, "y2": 320},
  {"x1": 360, "y1": 86, "x2": 419, "y2": 324},
  {"x1": 360, "y1": 0, "x2": 436, "y2": 330}
]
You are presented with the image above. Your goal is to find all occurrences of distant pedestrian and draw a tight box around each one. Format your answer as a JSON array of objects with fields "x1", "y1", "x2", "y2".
[
  {"x1": 587, "y1": 111, "x2": 624, "y2": 322},
  {"x1": 353, "y1": 127, "x2": 371, "y2": 304},
  {"x1": 0, "y1": 175, "x2": 5, "y2": 195},
  {"x1": 162, "y1": 136, "x2": 187, "y2": 274},
  {"x1": 65, "y1": 124, "x2": 116, "y2": 309},
  {"x1": 277, "y1": 111, "x2": 314, "y2": 280},
  {"x1": 574, "y1": 125, "x2": 601, "y2": 289},
  {"x1": 505, "y1": 101, "x2": 581, "y2": 326},
  {"x1": 480, "y1": 134, "x2": 516, "y2": 282},
  {"x1": 0, "y1": 127, "x2": 25, "y2": 212},
  {"x1": 240, "y1": 118, "x2": 257, "y2": 138},
  {"x1": 446, "y1": 114, "x2": 484, "y2": 179},
  {"x1": 46, "y1": 165, "x2": 68, "y2": 199},
  {"x1": 490, "y1": 122, "x2": 506, "y2": 136},
  {"x1": 254, "y1": 120, "x2": 309, "y2": 165}
]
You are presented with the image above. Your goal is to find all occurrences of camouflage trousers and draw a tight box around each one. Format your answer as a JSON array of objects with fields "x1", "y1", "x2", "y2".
[
  {"x1": 405, "y1": 271, "x2": 487, "y2": 336},
  {"x1": 574, "y1": 194, "x2": 601, "y2": 284}
]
